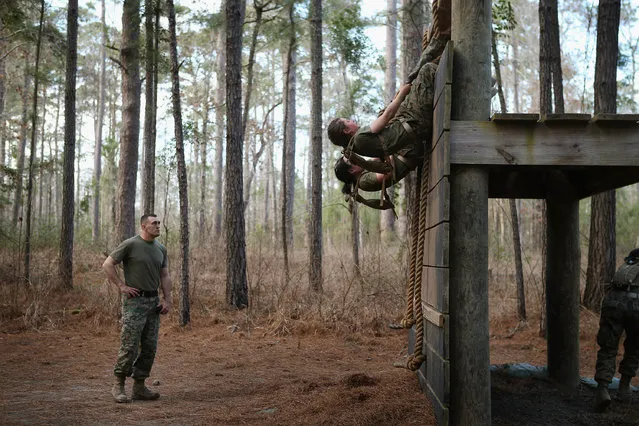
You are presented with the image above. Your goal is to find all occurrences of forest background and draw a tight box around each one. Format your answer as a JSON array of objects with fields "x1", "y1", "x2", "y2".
[{"x1": 1, "y1": 0, "x2": 639, "y2": 334}]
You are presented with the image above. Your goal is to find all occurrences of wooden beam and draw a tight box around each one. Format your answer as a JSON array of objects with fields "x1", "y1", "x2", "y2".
[
  {"x1": 540, "y1": 113, "x2": 591, "y2": 123},
  {"x1": 545, "y1": 171, "x2": 581, "y2": 388},
  {"x1": 450, "y1": 121, "x2": 639, "y2": 166},
  {"x1": 422, "y1": 301, "x2": 446, "y2": 327},
  {"x1": 591, "y1": 113, "x2": 639, "y2": 126},
  {"x1": 491, "y1": 113, "x2": 539, "y2": 122}
]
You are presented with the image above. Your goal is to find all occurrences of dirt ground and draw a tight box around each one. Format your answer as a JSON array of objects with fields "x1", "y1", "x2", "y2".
[{"x1": 1, "y1": 314, "x2": 638, "y2": 426}]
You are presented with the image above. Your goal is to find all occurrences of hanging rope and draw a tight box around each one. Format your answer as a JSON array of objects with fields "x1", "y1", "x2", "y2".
[{"x1": 393, "y1": 150, "x2": 429, "y2": 371}]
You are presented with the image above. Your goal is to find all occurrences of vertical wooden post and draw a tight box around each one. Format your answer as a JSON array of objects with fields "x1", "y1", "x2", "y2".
[
  {"x1": 545, "y1": 170, "x2": 580, "y2": 388},
  {"x1": 450, "y1": 0, "x2": 492, "y2": 424},
  {"x1": 449, "y1": 167, "x2": 490, "y2": 425}
]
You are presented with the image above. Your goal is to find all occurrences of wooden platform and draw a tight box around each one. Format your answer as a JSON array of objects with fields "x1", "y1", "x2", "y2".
[
  {"x1": 449, "y1": 113, "x2": 639, "y2": 198},
  {"x1": 414, "y1": 39, "x2": 639, "y2": 426}
]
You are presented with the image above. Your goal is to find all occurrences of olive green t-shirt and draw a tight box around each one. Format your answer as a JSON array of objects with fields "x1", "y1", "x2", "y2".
[
  {"x1": 353, "y1": 122, "x2": 412, "y2": 158},
  {"x1": 110, "y1": 235, "x2": 168, "y2": 291}
]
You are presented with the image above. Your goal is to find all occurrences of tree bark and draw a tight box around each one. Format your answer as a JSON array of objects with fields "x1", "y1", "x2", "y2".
[
  {"x1": 225, "y1": 0, "x2": 248, "y2": 308},
  {"x1": 167, "y1": 0, "x2": 191, "y2": 325},
  {"x1": 24, "y1": 0, "x2": 46, "y2": 283},
  {"x1": 142, "y1": 0, "x2": 157, "y2": 215},
  {"x1": 59, "y1": 0, "x2": 78, "y2": 288},
  {"x1": 308, "y1": 0, "x2": 323, "y2": 292},
  {"x1": 92, "y1": 0, "x2": 107, "y2": 243},
  {"x1": 12, "y1": 56, "x2": 30, "y2": 227},
  {"x1": 281, "y1": 5, "x2": 297, "y2": 255},
  {"x1": 584, "y1": 0, "x2": 620, "y2": 312},
  {"x1": 0, "y1": 18, "x2": 5, "y2": 190},
  {"x1": 213, "y1": 24, "x2": 226, "y2": 239},
  {"x1": 116, "y1": 0, "x2": 142, "y2": 242}
]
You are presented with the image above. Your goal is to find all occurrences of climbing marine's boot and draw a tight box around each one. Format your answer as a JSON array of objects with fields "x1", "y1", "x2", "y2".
[
  {"x1": 619, "y1": 376, "x2": 632, "y2": 401},
  {"x1": 132, "y1": 378, "x2": 160, "y2": 401},
  {"x1": 595, "y1": 383, "x2": 611, "y2": 412},
  {"x1": 111, "y1": 375, "x2": 131, "y2": 403}
]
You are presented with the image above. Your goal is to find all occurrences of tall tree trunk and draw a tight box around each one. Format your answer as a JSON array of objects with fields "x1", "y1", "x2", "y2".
[
  {"x1": 53, "y1": 87, "x2": 61, "y2": 221},
  {"x1": 584, "y1": 0, "x2": 620, "y2": 312},
  {"x1": 116, "y1": 0, "x2": 142, "y2": 242},
  {"x1": 381, "y1": 0, "x2": 398, "y2": 239},
  {"x1": 492, "y1": 30, "x2": 526, "y2": 321},
  {"x1": 213, "y1": 24, "x2": 226, "y2": 239},
  {"x1": 12, "y1": 57, "x2": 30, "y2": 227},
  {"x1": 59, "y1": 0, "x2": 78, "y2": 288},
  {"x1": 280, "y1": 6, "x2": 296, "y2": 279},
  {"x1": 37, "y1": 87, "x2": 47, "y2": 225},
  {"x1": 350, "y1": 199, "x2": 360, "y2": 277},
  {"x1": 75, "y1": 116, "x2": 82, "y2": 225},
  {"x1": 167, "y1": 0, "x2": 191, "y2": 325},
  {"x1": 199, "y1": 84, "x2": 210, "y2": 240},
  {"x1": 0, "y1": 18, "x2": 6, "y2": 191},
  {"x1": 24, "y1": 0, "x2": 46, "y2": 283},
  {"x1": 92, "y1": 0, "x2": 107, "y2": 243},
  {"x1": 225, "y1": 0, "x2": 248, "y2": 308},
  {"x1": 142, "y1": 0, "x2": 156, "y2": 215},
  {"x1": 308, "y1": 0, "x2": 322, "y2": 292},
  {"x1": 281, "y1": 5, "x2": 297, "y2": 260}
]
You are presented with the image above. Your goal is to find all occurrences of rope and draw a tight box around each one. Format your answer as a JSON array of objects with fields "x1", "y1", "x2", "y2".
[{"x1": 392, "y1": 147, "x2": 430, "y2": 372}]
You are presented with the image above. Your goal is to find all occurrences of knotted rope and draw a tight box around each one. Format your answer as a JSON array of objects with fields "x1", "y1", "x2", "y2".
[{"x1": 392, "y1": 147, "x2": 430, "y2": 371}]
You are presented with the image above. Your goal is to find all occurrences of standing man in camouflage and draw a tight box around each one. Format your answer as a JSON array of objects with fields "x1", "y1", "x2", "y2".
[
  {"x1": 103, "y1": 214, "x2": 173, "y2": 403},
  {"x1": 594, "y1": 248, "x2": 639, "y2": 411}
]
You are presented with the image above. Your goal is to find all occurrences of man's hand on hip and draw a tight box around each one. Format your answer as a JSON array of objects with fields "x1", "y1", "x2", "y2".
[{"x1": 118, "y1": 283, "x2": 140, "y2": 298}]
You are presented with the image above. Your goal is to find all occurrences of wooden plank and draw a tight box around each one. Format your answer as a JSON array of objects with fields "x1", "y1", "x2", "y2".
[
  {"x1": 425, "y1": 222, "x2": 449, "y2": 267},
  {"x1": 433, "y1": 85, "x2": 451, "y2": 145},
  {"x1": 424, "y1": 265, "x2": 449, "y2": 313},
  {"x1": 491, "y1": 113, "x2": 539, "y2": 122},
  {"x1": 426, "y1": 177, "x2": 450, "y2": 228},
  {"x1": 450, "y1": 121, "x2": 639, "y2": 166},
  {"x1": 434, "y1": 40, "x2": 454, "y2": 99},
  {"x1": 424, "y1": 314, "x2": 449, "y2": 358},
  {"x1": 425, "y1": 381, "x2": 450, "y2": 426},
  {"x1": 540, "y1": 113, "x2": 591, "y2": 122},
  {"x1": 420, "y1": 302, "x2": 445, "y2": 327},
  {"x1": 591, "y1": 113, "x2": 639, "y2": 126},
  {"x1": 429, "y1": 131, "x2": 450, "y2": 187},
  {"x1": 425, "y1": 344, "x2": 451, "y2": 406}
]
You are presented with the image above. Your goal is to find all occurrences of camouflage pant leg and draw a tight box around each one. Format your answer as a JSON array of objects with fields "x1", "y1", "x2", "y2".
[
  {"x1": 619, "y1": 301, "x2": 639, "y2": 378},
  {"x1": 114, "y1": 296, "x2": 160, "y2": 378},
  {"x1": 395, "y1": 62, "x2": 437, "y2": 143}
]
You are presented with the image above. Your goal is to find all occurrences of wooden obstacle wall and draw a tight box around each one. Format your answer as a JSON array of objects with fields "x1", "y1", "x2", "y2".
[{"x1": 414, "y1": 41, "x2": 454, "y2": 426}]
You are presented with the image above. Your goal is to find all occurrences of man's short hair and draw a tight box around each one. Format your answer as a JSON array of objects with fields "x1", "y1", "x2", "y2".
[
  {"x1": 141, "y1": 214, "x2": 157, "y2": 225},
  {"x1": 327, "y1": 118, "x2": 350, "y2": 148}
]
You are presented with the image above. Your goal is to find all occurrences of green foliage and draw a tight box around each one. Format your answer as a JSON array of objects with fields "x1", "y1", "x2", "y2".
[
  {"x1": 492, "y1": 0, "x2": 517, "y2": 36},
  {"x1": 325, "y1": 0, "x2": 373, "y2": 72}
]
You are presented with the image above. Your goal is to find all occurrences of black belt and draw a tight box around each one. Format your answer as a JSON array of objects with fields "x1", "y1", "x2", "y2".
[{"x1": 137, "y1": 290, "x2": 158, "y2": 297}]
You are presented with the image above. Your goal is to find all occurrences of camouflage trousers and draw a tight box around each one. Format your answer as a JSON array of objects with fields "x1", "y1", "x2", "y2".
[
  {"x1": 113, "y1": 295, "x2": 161, "y2": 379},
  {"x1": 594, "y1": 289, "x2": 639, "y2": 384},
  {"x1": 394, "y1": 62, "x2": 437, "y2": 144}
]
